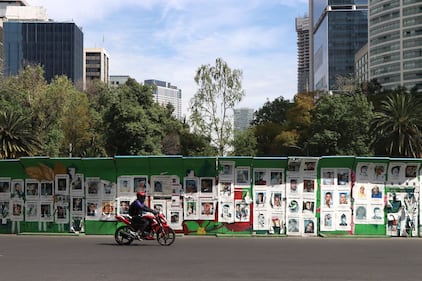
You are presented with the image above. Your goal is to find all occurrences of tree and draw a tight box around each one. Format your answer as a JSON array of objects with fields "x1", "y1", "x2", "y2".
[
  {"x1": 305, "y1": 93, "x2": 374, "y2": 156},
  {"x1": 0, "y1": 110, "x2": 41, "y2": 158},
  {"x1": 61, "y1": 91, "x2": 92, "y2": 157},
  {"x1": 231, "y1": 129, "x2": 257, "y2": 156},
  {"x1": 103, "y1": 80, "x2": 164, "y2": 155},
  {"x1": 252, "y1": 96, "x2": 292, "y2": 125},
  {"x1": 34, "y1": 75, "x2": 78, "y2": 156},
  {"x1": 179, "y1": 129, "x2": 216, "y2": 156},
  {"x1": 253, "y1": 122, "x2": 285, "y2": 156},
  {"x1": 190, "y1": 58, "x2": 245, "y2": 156},
  {"x1": 371, "y1": 92, "x2": 422, "y2": 157}
]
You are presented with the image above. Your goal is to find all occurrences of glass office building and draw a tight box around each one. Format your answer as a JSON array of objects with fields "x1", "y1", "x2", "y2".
[
  {"x1": 310, "y1": 0, "x2": 368, "y2": 92},
  {"x1": 144, "y1": 79, "x2": 182, "y2": 120},
  {"x1": 3, "y1": 21, "x2": 83, "y2": 84},
  {"x1": 369, "y1": 0, "x2": 422, "y2": 91}
]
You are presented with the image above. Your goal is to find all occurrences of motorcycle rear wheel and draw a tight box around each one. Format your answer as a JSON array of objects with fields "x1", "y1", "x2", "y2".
[
  {"x1": 156, "y1": 227, "x2": 176, "y2": 246},
  {"x1": 115, "y1": 225, "x2": 134, "y2": 245}
]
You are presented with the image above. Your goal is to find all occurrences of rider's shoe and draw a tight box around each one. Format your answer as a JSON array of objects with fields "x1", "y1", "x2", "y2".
[
  {"x1": 141, "y1": 232, "x2": 154, "y2": 240},
  {"x1": 144, "y1": 234, "x2": 155, "y2": 240}
]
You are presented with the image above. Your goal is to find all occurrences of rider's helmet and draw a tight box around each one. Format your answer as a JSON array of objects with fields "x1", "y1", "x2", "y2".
[{"x1": 137, "y1": 191, "x2": 146, "y2": 202}]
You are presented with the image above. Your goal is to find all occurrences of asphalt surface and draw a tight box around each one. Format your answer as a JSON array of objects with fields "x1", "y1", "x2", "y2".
[{"x1": 0, "y1": 234, "x2": 421, "y2": 281}]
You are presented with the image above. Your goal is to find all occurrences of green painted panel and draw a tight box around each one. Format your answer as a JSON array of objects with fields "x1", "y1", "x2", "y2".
[
  {"x1": 183, "y1": 157, "x2": 216, "y2": 177},
  {"x1": 318, "y1": 156, "x2": 356, "y2": 168},
  {"x1": 85, "y1": 220, "x2": 116, "y2": 235},
  {"x1": 81, "y1": 158, "x2": 116, "y2": 182},
  {"x1": 252, "y1": 157, "x2": 288, "y2": 169},
  {"x1": 0, "y1": 159, "x2": 26, "y2": 178},
  {"x1": 149, "y1": 156, "x2": 183, "y2": 178},
  {"x1": 114, "y1": 156, "x2": 150, "y2": 176}
]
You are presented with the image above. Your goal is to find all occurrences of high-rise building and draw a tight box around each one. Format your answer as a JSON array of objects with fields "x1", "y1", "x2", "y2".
[
  {"x1": 144, "y1": 79, "x2": 182, "y2": 120},
  {"x1": 0, "y1": 0, "x2": 28, "y2": 15},
  {"x1": 110, "y1": 75, "x2": 130, "y2": 87},
  {"x1": 355, "y1": 43, "x2": 369, "y2": 84},
  {"x1": 3, "y1": 21, "x2": 83, "y2": 84},
  {"x1": 296, "y1": 16, "x2": 311, "y2": 94},
  {"x1": 368, "y1": 0, "x2": 422, "y2": 91},
  {"x1": 0, "y1": 0, "x2": 46, "y2": 76},
  {"x1": 309, "y1": 0, "x2": 368, "y2": 92},
  {"x1": 233, "y1": 108, "x2": 254, "y2": 132},
  {"x1": 84, "y1": 48, "x2": 110, "y2": 89}
]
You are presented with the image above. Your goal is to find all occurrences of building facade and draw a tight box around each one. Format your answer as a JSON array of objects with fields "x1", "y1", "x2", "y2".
[
  {"x1": 233, "y1": 108, "x2": 254, "y2": 132},
  {"x1": 296, "y1": 16, "x2": 311, "y2": 94},
  {"x1": 310, "y1": 0, "x2": 368, "y2": 92},
  {"x1": 368, "y1": 0, "x2": 422, "y2": 91},
  {"x1": 84, "y1": 48, "x2": 110, "y2": 89},
  {"x1": 110, "y1": 75, "x2": 130, "y2": 87},
  {"x1": 355, "y1": 43, "x2": 369, "y2": 84},
  {"x1": 144, "y1": 79, "x2": 182, "y2": 120},
  {"x1": 3, "y1": 21, "x2": 83, "y2": 84}
]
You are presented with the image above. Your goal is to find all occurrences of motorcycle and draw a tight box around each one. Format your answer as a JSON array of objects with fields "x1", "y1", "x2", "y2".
[{"x1": 114, "y1": 212, "x2": 176, "y2": 246}]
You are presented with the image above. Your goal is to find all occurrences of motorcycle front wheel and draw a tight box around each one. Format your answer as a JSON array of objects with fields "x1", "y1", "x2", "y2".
[
  {"x1": 156, "y1": 227, "x2": 176, "y2": 246},
  {"x1": 115, "y1": 225, "x2": 134, "y2": 245}
]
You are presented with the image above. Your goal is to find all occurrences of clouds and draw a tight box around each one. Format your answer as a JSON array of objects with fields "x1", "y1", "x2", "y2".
[{"x1": 28, "y1": 0, "x2": 307, "y2": 117}]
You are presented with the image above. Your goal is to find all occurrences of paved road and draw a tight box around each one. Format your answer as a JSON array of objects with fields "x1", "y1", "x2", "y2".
[{"x1": 0, "y1": 235, "x2": 421, "y2": 281}]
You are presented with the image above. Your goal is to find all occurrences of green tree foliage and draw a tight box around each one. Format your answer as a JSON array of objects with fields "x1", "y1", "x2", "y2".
[
  {"x1": 371, "y1": 92, "x2": 422, "y2": 157},
  {"x1": 231, "y1": 128, "x2": 257, "y2": 156},
  {"x1": 0, "y1": 110, "x2": 41, "y2": 158},
  {"x1": 305, "y1": 93, "x2": 374, "y2": 156},
  {"x1": 61, "y1": 91, "x2": 92, "y2": 156},
  {"x1": 254, "y1": 122, "x2": 284, "y2": 156},
  {"x1": 252, "y1": 96, "x2": 292, "y2": 125},
  {"x1": 35, "y1": 75, "x2": 81, "y2": 156},
  {"x1": 179, "y1": 129, "x2": 216, "y2": 156},
  {"x1": 252, "y1": 92, "x2": 316, "y2": 156},
  {"x1": 190, "y1": 58, "x2": 245, "y2": 156},
  {"x1": 102, "y1": 79, "x2": 164, "y2": 155}
]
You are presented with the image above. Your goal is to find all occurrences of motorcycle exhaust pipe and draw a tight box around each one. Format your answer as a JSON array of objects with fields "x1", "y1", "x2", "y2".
[{"x1": 120, "y1": 231, "x2": 133, "y2": 239}]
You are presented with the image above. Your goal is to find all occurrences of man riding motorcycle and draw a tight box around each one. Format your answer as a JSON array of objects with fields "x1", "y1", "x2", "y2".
[{"x1": 129, "y1": 191, "x2": 157, "y2": 240}]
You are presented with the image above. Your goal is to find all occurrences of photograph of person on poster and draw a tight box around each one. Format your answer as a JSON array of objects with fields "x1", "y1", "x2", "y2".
[
  {"x1": 304, "y1": 161, "x2": 316, "y2": 171},
  {"x1": 324, "y1": 191, "x2": 333, "y2": 208},
  {"x1": 255, "y1": 192, "x2": 265, "y2": 206},
  {"x1": 87, "y1": 202, "x2": 97, "y2": 216},
  {"x1": 371, "y1": 185, "x2": 382, "y2": 198},
  {"x1": 339, "y1": 192, "x2": 348, "y2": 205},
  {"x1": 337, "y1": 170, "x2": 349, "y2": 185},
  {"x1": 235, "y1": 202, "x2": 248, "y2": 221},
  {"x1": 288, "y1": 218, "x2": 299, "y2": 232},
  {"x1": 304, "y1": 220, "x2": 314, "y2": 233},
  {"x1": 303, "y1": 201, "x2": 314, "y2": 213},
  {"x1": 254, "y1": 171, "x2": 267, "y2": 185},
  {"x1": 374, "y1": 165, "x2": 385, "y2": 181},
  {"x1": 303, "y1": 180, "x2": 314, "y2": 192},
  {"x1": 405, "y1": 165, "x2": 417, "y2": 178},
  {"x1": 289, "y1": 179, "x2": 298, "y2": 193},
  {"x1": 339, "y1": 214, "x2": 348, "y2": 226},
  {"x1": 201, "y1": 202, "x2": 214, "y2": 216},
  {"x1": 200, "y1": 178, "x2": 213, "y2": 193},
  {"x1": 372, "y1": 207, "x2": 383, "y2": 220},
  {"x1": 391, "y1": 166, "x2": 400, "y2": 178},
  {"x1": 356, "y1": 206, "x2": 366, "y2": 220},
  {"x1": 221, "y1": 204, "x2": 232, "y2": 219},
  {"x1": 322, "y1": 171, "x2": 334, "y2": 185},
  {"x1": 270, "y1": 171, "x2": 282, "y2": 185},
  {"x1": 324, "y1": 213, "x2": 332, "y2": 227},
  {"x1": 357, "y1": 185, "x2": 367, "y2": 200},
  {"x1": 272, "y1": 193, "x2": 282, "y2": 208},
  {"x1": 236, "y1": 169, "x2": 249, "y2": 185},
  {"x1": 360, "y1": 165, "x2": 368, "y2": 177}
]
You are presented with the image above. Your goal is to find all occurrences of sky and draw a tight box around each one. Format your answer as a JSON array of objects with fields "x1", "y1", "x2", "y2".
[{"x1": 29, "y1": 0, "x2": 308, "y2": 118}]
